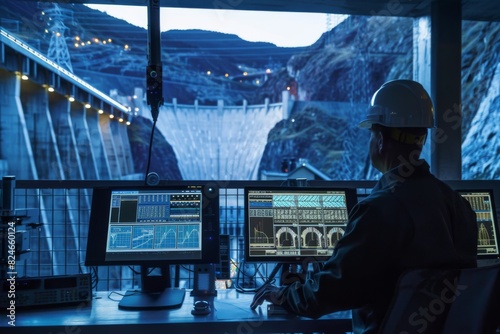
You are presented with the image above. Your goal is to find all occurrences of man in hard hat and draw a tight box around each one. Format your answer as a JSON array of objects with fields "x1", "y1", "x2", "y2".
[{"x1": 250, "y1": 80, "x2": 478, "y2": 333}]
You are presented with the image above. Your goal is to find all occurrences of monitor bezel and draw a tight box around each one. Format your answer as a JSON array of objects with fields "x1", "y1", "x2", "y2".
[
  {"x1": 456, "y1": 188, "x2": 500, "y2": 260},
  {"x1": 85, "y1": 184, "x2": 220, "y2": 267},
  {"x1": 243, "y1": 186, "x2": 358, "y2": 263}
]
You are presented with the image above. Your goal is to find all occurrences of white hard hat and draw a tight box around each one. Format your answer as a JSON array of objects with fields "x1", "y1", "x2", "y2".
[{"x1": 359, "y1": 80, "x2": 435, "y2": 128}]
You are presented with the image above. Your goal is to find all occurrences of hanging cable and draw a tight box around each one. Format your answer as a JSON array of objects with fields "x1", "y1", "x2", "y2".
[
  {"x1": 144, "y1": 0, "x2": 162, "y2": 185},
  {"x1": 144, "y1": 120, "x2": 157, "y2": 184}
]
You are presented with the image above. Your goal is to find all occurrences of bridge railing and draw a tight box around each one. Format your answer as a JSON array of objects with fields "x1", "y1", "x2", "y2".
[
  {"x1": 4, "y1": 179, "x2": 375, "y2": 291},
  {"x1": 0, "y1": 27, "x2": 129, "y2": 114}
]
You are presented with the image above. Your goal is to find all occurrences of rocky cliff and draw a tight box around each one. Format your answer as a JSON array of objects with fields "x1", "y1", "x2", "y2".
[{"x1": 259, "y1": 16, "x2": 500, "y2": 180}]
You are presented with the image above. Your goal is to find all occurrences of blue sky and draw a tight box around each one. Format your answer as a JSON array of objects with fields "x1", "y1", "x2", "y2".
[{"x1": 85, "y1": 4, "x2": 347, "y2": 47}]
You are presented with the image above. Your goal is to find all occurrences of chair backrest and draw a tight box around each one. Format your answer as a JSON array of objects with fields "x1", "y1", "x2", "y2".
[{"x1": 378, "y1": 263, "x2": 500, "y2": 334}]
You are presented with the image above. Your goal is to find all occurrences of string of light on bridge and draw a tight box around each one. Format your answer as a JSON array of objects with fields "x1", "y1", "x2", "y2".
[{"x1": 17, "y1": 71, "x2": 131, "y2": 126}]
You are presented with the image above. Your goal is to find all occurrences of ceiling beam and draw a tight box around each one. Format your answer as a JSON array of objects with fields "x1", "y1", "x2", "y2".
[{"x1": 20, "y1": 0, "x2": 500, "y2": 21}]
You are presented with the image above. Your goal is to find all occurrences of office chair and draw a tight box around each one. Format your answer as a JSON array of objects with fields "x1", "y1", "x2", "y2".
[{"x1": 378, "y1": 263, "x2": 500, "y2": 334}]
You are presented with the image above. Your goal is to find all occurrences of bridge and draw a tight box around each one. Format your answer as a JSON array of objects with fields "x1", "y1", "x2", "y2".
[{"x1": 0, "y1": 27, "x2": 134, "y2": 180}]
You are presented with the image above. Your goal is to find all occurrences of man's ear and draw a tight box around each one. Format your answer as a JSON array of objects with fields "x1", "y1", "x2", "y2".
[{"x1": 377, "y1": 131, "x2": 384, "y2": 154}]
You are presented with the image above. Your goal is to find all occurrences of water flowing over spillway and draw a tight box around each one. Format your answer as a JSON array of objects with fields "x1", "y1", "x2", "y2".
[{"x1": 155, "y1": 100, "x2": 287, "y2": 180}]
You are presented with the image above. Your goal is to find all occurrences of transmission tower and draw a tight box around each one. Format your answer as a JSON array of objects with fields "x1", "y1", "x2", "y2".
[
  {"x1": 326, "y1": 14, "x2": 349, "y2": 46},
  {"x1": 45, "y1": 4, "x2": 74, "y2": 72},
  {"x1": 326, "y1": 14, "x2": 332, "y2": 45}
]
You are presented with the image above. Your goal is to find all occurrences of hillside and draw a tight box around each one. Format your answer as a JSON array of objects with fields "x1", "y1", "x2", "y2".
[
  {"x1": 258, "y1": 16, "x2": 500, "y2": 180},
  {"x1": 0, "y1": 1, "x2": 302, "y2": 105}
]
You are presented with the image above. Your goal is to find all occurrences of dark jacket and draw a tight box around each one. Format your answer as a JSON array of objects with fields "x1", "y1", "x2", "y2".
[{"x1": 276, "y1": 160, "x2": 478, "y2": 333}]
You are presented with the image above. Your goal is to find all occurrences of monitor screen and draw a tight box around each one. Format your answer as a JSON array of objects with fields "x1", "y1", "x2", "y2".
[
  {"x1": 85, "y1": 184, "x2": 220, "y2": 267},
  {"x1": 85, "y1": 183, "x2": 220, "y2": 310},
  {"x1": 244, "y1": 186, "x2": 358, "y2": 263},
  {"x1": 458, "y1": 189, "x2": 500, "y2": 259}
]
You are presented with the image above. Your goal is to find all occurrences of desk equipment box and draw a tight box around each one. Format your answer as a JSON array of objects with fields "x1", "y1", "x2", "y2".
[{"x1": 0, "y1": 273, "x2": 92, "y2": 308}]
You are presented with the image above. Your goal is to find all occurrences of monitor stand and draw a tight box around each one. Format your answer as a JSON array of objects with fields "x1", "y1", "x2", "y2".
[{"x1": 118, "y1": 265, "x2": 186, "y2": 310}]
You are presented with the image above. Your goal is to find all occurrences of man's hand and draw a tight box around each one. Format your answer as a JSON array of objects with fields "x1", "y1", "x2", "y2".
[{"x1": 250, "y1": 284, "x2": 282, "y2": 310}]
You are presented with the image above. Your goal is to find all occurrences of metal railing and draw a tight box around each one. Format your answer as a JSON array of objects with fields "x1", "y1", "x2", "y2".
[
  {"x1": 3, "y1": 179, "x2": 375, "y2": 292},
  {"x1": 6, "y1": 178, "x2": 497, "y2": 292}
]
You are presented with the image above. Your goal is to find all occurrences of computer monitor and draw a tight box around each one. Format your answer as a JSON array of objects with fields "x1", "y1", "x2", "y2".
[
  {"x1": 244, "y1": 186, "x2": 358, "y2": 264},
  {"x1": 85, "y1": 183, "x2": 219, "y2": 310},
  {"x1": 458, "y1": 189, "x2": 500, "y2": 259}
]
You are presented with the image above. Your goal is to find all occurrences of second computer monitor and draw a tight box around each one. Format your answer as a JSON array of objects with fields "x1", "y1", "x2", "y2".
[
  {"x1": 244, "y1": 186, "x2": 358, "y2": 263},
  {"x1": 458, "y1": 189, "x2": 500, "y2": 259}
]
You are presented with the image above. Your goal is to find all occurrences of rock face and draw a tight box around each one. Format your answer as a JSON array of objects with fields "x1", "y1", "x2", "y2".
[
  {"x1": 462, "y1": 63, "x2": 500, "y2": 179},
  {"x1": 258, "y1": 101, "x2": 370, "y2": 180},
  {"x1": 287, "y1": 16, "x2": 413, "y2": 103},
  {"x1": 461, "y1": 21, "x2": 500, "y2": 179},
  {"x1": 259, "y1": 16, "x2": 413, "y2": 180},
  {"x1": 259, "y1": 16, "x2": 500, "y2": 180}
]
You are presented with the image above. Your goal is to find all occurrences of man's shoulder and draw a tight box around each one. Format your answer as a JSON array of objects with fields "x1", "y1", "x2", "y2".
[{"x1": 353, "y1": 189, "x2": 404, "y2": 219}]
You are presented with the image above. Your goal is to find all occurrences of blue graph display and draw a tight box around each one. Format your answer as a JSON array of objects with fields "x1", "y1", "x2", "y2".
[
  {"x1": 177, "y1": 224, "x2": 200, "y2": 249},
  {"x1": 108, "y1": 226, "x2": 132, "y2": 250},
  {"x1": 132, "y1": 226, "x2": 154, "y2": 249},
  {"x1": 107, "y1": 223, "x2": 201, "y2": 251},
  {"x1": 155, "y1": 225, "x2": 178, "y2": 249}
]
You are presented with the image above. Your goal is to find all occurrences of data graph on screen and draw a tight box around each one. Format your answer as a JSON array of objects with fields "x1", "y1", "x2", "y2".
[
  {"x1": 177, "y1": 225, "x2": 201, "y2": 249},
  {"x1": 245, "y1": 187, "x2": 357, "y2": 262},
  {"x1": 104, "y1": 189, "x2": 203, "y2": 261},
  {"x1": 154, "y1": 225, "x2": 177, "y2": 249}
]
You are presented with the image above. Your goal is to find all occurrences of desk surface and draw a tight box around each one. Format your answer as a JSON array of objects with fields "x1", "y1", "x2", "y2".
[{"x1": 2, "y1": 289, "x2": 352, "y2": 334}]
